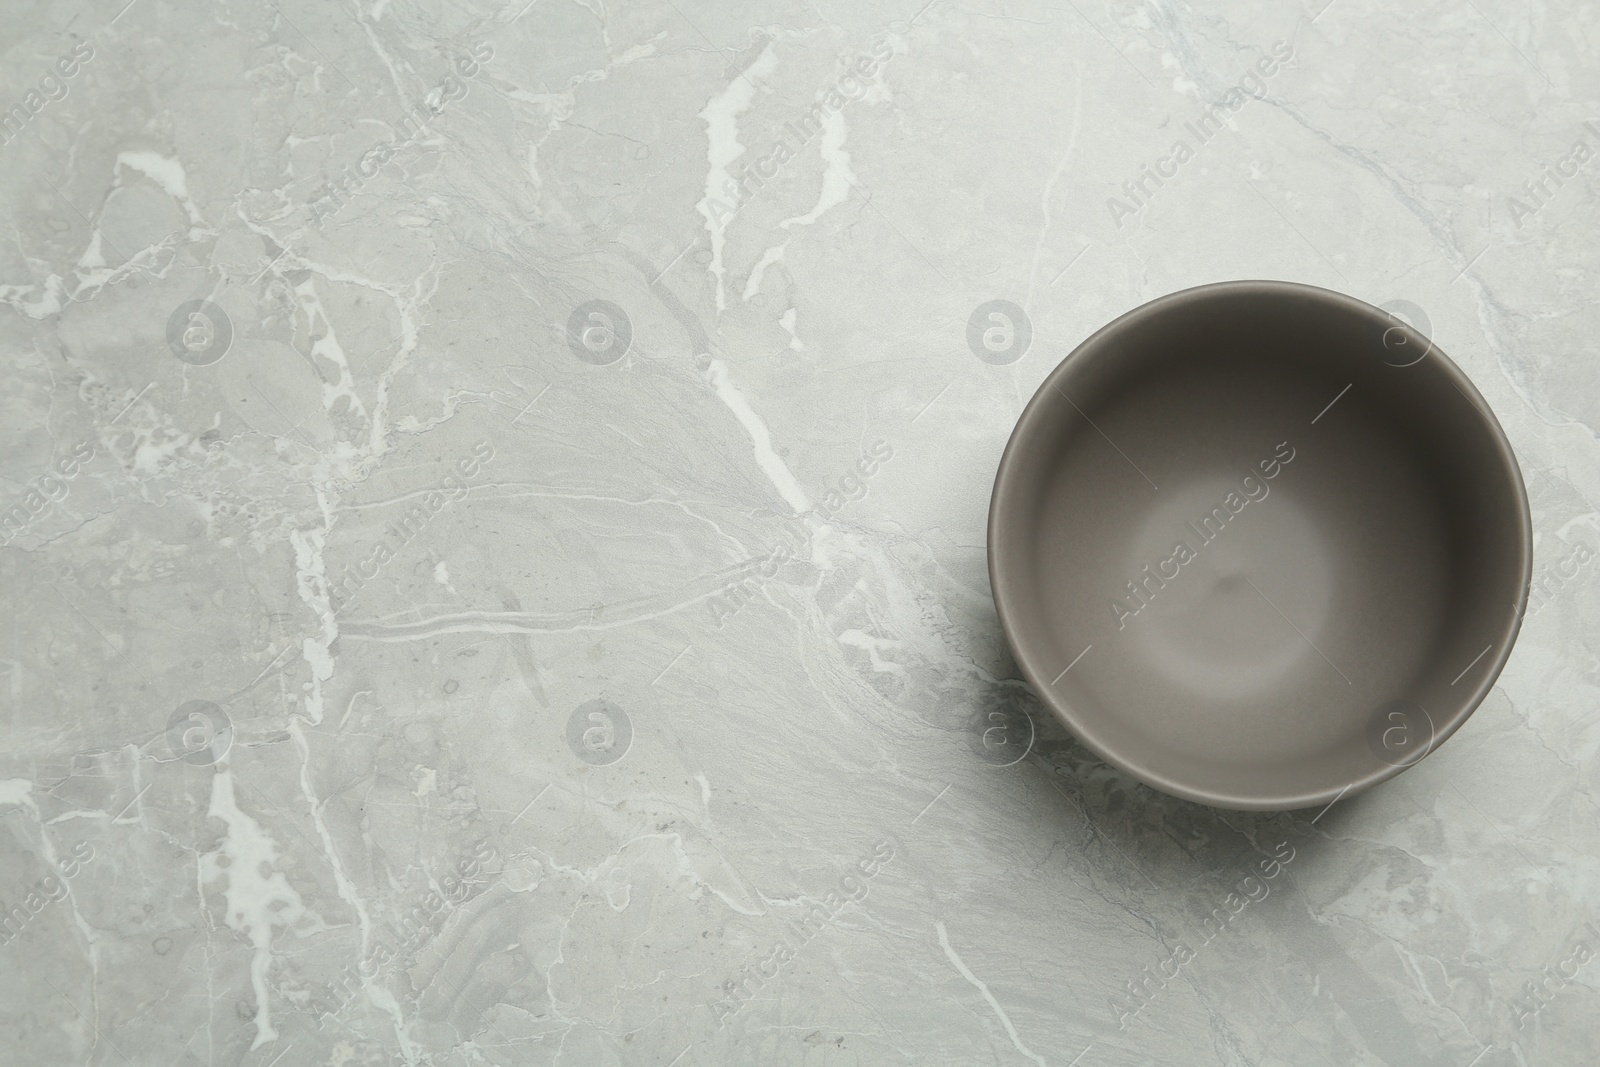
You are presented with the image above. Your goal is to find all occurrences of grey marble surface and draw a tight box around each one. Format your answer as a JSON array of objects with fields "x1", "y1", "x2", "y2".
[{"x1": 2, "y1": 0, "x2": 1598, "y2": 1064}]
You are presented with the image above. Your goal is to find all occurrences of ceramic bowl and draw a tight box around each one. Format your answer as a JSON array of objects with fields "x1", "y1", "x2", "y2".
[{"x1": 988, "y1": 280, "x2": 1531, "y2": 810}]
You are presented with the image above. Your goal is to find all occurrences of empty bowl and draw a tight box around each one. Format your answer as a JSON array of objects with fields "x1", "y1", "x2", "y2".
[{"x1": 988, "y1": 280, "x2": 1531, "y2": 810}]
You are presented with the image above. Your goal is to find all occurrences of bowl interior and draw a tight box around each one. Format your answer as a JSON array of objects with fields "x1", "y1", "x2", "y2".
[{"x1": 989, "y1": 282, "x2": 1529, "y2": 809}]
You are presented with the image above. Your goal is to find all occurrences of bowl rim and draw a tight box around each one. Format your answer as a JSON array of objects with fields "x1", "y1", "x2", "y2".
[{"x1": 986, "y1": 279, "x2": 1533, "y2": 811}]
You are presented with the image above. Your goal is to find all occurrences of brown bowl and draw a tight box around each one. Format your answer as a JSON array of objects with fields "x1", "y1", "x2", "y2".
[{"x1": 988, "y1": 281, "x2": 1531, "y2": 810}]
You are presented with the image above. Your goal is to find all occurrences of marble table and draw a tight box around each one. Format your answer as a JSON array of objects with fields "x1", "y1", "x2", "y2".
[{"x1": 2, "y1": 0, "x2": 1597, "y2": 1063}]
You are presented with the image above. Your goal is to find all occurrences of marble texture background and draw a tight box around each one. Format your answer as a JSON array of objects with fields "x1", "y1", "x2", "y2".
[{"x1": 2, "y1": 0, "x2": 1598, "y2": 1064}]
